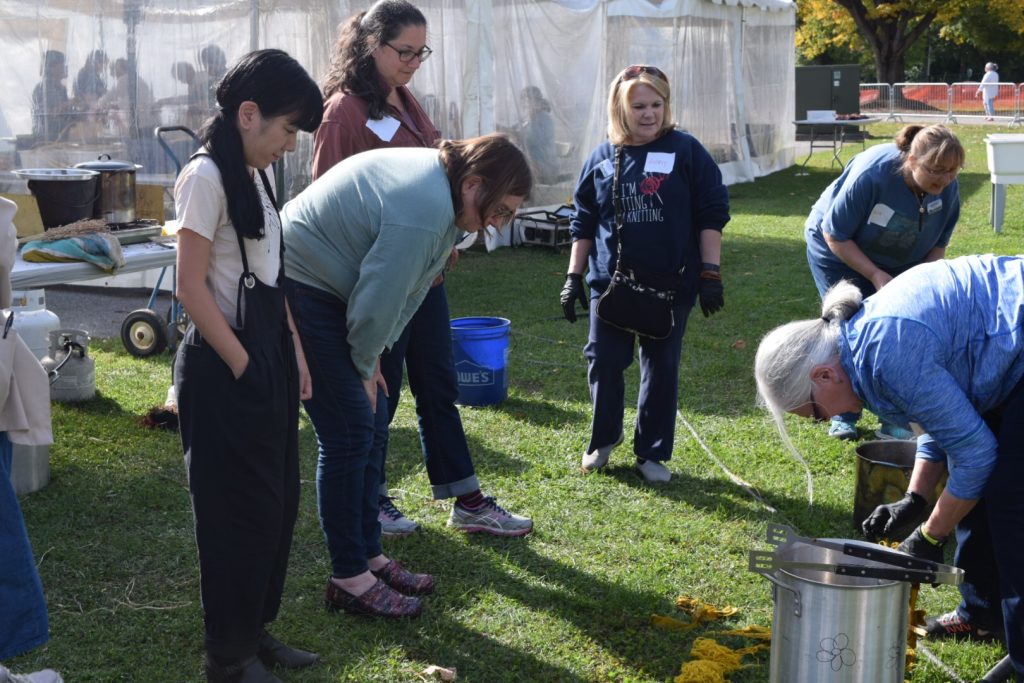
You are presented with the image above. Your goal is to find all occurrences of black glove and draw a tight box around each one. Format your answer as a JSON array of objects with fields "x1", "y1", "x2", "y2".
[
  {"x1": 861, "y1": 491, "x2": 928, "y2": 541},
  {"x1": 698, "y1": 264, "x2": 724, "y2": 318},
  {"x1": 897, "y1": 525, "x2": 946, "y2": 566},
  {"x1": 560, "y1": 273, "x2": 588, "y2": 323}
]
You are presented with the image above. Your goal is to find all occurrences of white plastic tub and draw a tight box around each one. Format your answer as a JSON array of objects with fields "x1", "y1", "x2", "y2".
[{"x1": 986, "y1": 134, "x2": 1024, "y2": 182}]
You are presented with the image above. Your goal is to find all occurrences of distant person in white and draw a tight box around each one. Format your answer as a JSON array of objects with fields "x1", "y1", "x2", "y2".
[{"x1": 977, "y1": 62, "x2": 999, "y2": 121}]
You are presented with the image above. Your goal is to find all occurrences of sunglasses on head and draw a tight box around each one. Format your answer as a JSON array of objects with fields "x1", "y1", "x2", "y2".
[{"x1": 621, "y1": 64, "x2": 667, "y2": 82}]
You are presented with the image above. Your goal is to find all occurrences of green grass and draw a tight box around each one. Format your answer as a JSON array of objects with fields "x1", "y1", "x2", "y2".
[{"x1": 8, "y1": 122, "x2": 1024, "y2": 681}]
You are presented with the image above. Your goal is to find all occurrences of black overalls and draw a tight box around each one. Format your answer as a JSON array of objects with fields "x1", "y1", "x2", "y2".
[{"x1": 173, "y1": 166, "x2": 300, "y2": 661}]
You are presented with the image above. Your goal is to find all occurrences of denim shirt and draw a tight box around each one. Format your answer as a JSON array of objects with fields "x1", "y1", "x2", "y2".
[{"x1": 838, "y1": 255, "x2": 1024, "y2": 499}]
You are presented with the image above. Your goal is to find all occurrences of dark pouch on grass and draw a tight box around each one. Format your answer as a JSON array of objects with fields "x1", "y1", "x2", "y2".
[{"x1": 596, "y1": 264, "x2": 675, "y2": 339}]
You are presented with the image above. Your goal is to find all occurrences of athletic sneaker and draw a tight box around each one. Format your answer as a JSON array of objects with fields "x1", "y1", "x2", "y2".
[
  {"x1": 0, "y1": 666, "x2": 64, "y2": 683},
  {"x1": 635, "y1": 458, "x2": 671, "y2": 483},
  {"x1": 924, "y1": 611, "x2": 1003, "y2": 643},
  {"x1": 876, "y1": 422, "x2": 915, "y2": 441},
  {"x1": 581, "y1": 432, "x2": 625, "y2": 472},
  {"x1": 828, "y1": 417, "x2": 858, "y2": 440},
  {"x1": 378, "y1": 496, "x2": 420, "y2": 536},
  {"x1": 448, "y1": 496, "x2": 533, "y2": 537}
]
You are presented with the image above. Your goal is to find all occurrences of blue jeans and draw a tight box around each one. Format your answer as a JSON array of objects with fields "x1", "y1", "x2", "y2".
[
  {"x1": 951, "y1": 377, "x2": 1024, "y2": 678},
  {"x1": 284, "y1": 280, "x2": 387, "y2": 578},
  {"x1": 380, "y1": 283, "x2": 478, "y2": 499},
  {"x1": 0, "y1": 434, "x2": 49, "y2": 660},
  {"x1": 583, "y1": 298, "x2": 691, "y2": 461}
]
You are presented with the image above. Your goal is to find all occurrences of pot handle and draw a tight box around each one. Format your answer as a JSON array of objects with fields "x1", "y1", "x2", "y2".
[
  {"x1": 98, "y1": 153, "x2": 111, "y2": 161},
  {"x1": 841, "y1": 541, "x2": 934, "y2": 570},
  {"x1": 832, "y1": 563, "x2": 944, "y2": 584},
  {"x1": 749, "y1": 551, "x2": 802, "y2": 617}
]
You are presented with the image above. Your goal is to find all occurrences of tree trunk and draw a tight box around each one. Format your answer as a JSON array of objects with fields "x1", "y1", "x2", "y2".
[{"x1": 832, "y1": 0, "x2": 936, "y2": 84}]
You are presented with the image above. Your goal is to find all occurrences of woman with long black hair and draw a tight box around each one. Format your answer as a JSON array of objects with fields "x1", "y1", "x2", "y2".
[{"x1": 173, "y1": 49, "x2": 323, "y2": 683}]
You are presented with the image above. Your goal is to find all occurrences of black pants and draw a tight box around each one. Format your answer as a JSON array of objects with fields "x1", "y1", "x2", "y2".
[{"x1": 174, "y1": 323, "x2": 300, "y2": 660}]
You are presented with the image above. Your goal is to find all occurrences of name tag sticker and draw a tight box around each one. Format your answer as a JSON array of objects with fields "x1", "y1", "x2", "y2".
[
  {"x1": 598, "y1": 159, "x2": 614, "y2": 178},
  {"x1": 927, "y1": 199, "x2": 943, "y2": 214},
  {"x1": 867, "y1": 203, "x2": 895, "y2": 227},
  {"x1": 366, "y1": 116, "x2": 400, "y2": 142},
  {"x1": 644, "y1": 152, "x2": 675, "y2": 174}
]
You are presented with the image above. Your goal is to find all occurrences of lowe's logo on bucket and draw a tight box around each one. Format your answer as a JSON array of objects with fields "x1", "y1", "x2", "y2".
[{"x1": 455, "y1": 359, "x2": 494, "y2": 386}]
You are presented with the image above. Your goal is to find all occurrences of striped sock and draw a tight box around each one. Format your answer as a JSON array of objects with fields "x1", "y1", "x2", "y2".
[{"x1": 456, "y1": 490, "x2": 486, "y2": 510}]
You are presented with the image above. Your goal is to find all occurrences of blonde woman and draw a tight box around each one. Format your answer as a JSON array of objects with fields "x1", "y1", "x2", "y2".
[{"x1": 559, "y1": 65, "x2": 730, "y2": 482}]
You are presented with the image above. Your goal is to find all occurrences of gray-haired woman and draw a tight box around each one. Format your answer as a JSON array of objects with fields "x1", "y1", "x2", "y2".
[{"x1": 755, "y1": 254, "x2": 1024, "y2": 671}]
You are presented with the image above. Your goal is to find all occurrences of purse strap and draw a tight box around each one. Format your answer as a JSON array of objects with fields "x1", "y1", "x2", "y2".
[
  {"x1": 609, "y1": 144, "x2": 684, "y2": 280},
  {"x1": 610, "y1": 144, "x2": 625, "y2": 271}
]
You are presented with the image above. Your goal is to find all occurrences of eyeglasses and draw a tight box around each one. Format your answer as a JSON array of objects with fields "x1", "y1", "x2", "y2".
[
  {"x1": 807, "y1": 388, "x2": 827, "y2": 423},
  {"x1": 489, "y1": 205, "x2": 515, "y2": 226},
  {"x1": 620, "y1": 64, "x2": 667, "y2": 82},
  {"x1": 384, "y1": 42, "x2": 432, "y2": 63},
  {"x1": 920, "y1": 163, "x2": 961, "y2": 179}
]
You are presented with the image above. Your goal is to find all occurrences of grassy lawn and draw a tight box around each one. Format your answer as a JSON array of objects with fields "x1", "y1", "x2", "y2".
[{"x1": 8, "y1": 122, "x2": 1024, "y2": 682}]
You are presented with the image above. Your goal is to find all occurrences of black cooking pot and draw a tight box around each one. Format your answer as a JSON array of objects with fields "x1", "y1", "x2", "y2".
[{"x1": 75, "y1": 154, "x2": 143, "y2": 225}]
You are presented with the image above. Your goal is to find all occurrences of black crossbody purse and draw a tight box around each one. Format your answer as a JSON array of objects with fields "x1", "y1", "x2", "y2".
[{"x1": 595, "y1": 146, "x2": 678, "y2": 340}]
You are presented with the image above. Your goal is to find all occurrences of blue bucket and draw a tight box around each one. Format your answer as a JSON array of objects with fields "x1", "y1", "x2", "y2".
[{"x1": 450, "y1": 316, "x2": 510, "y2": 406}]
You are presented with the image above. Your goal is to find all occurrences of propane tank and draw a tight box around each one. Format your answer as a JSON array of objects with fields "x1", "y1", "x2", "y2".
[
  {"x1": 42, "y1": 329, "x2": 96, "y2": 401},
  {"x1": 9, "y1": 289, "x2": 61, "y2": 361}
]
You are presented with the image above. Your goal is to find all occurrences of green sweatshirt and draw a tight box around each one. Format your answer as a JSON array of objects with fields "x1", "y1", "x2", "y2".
[{"x1": 282, "y1": 147, "x2": 459, "y2": 378}]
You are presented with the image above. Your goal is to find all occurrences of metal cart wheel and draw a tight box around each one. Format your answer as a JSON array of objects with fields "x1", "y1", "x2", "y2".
[{"x1": 121, "y1": 308, "x2": 168, "y2": 357}]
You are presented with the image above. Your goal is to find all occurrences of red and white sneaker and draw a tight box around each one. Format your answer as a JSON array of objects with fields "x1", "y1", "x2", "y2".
[{"x1": 924, "y1": 611, "x2": 1003, "y2": 643}]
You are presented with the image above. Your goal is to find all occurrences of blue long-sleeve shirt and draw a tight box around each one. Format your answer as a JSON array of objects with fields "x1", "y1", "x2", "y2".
[
  {"x1": 838, "y1": 255, "x2": 1024, "y2": 498},
  {"x1": 569, "y1": 130, "x2": 730, "y2": 301}
]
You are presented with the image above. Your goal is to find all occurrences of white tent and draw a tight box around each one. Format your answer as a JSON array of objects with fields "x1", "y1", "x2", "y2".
[{"x1": 0, "y1": 0, "x2": 795, "y2": 205}]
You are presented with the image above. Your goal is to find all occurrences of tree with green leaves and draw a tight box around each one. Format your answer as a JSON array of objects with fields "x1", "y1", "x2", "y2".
[{"x1": 797, "y1": 0, "x2": 1024, "y2": 84}]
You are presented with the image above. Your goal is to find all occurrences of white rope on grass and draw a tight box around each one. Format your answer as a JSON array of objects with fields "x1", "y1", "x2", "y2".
[
  {"x1": 916, "y1": 643, "x2": 968, "y2": 683},
  {"x1": 676, "y1": 409, "x2": 783, "y2": 518}
]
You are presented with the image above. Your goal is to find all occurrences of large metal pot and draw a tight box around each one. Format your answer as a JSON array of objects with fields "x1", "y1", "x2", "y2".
[
  {"x1": 13, "y1": 168, "x2": 100, "y2": 229},
  {"x1": 74, "y1": 154, "x2": 142, "y2": 225},
  {"x1": 749, "y1": 524, "x2": 962, "y2": 683},
  {"x1": 853, "y1": 440, "x2": 946, "y2": 540}
]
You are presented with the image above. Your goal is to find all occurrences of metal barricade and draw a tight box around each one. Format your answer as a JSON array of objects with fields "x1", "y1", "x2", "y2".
[
  {"x1": 891, "y1": 83, "x2": 951, "y2": 122},
  {"x1": 951, "y1": 81, "x2": 1017, "y2": 122},
  {"x1": 859, "y1": 83, "x2": 892, "y2": 119}
]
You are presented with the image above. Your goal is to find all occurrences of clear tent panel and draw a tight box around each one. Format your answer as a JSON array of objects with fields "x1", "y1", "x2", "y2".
[{"x1": 0, "y1": 0, "x2": 795, "y2": 213}]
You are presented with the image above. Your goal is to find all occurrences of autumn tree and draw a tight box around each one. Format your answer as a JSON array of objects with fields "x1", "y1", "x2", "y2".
[{"x1": 797, "y1": 0, "x2": 1024, "y2": 84}]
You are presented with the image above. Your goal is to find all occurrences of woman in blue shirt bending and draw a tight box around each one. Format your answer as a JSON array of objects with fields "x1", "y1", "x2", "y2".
[
  {"x1": 804, "y1": 124, "x2": 964, "y2": 441},
  {"x1": 755, "y1": 254, "x2": 1024, "y2": 676}
]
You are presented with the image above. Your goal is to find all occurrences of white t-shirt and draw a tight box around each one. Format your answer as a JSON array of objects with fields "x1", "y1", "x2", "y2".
[
  {"x1": 978, "y1": 70, "x2": 999, "y2": 99},
  {"x1": 174, "y1": 154, "x2": 281, "y2": 326}
]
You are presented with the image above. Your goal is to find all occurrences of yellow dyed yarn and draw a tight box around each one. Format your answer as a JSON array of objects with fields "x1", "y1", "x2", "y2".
[
  {"x1": 674, "y1": 638, "x2": 770, "y2": 683},
  {"x1": 711, "y1": 625, "x2": 772, "y2": 641},
  {"x1": 653, "y1": 597, "x2": 740, "y2": 633},
  {"x1": 651, "y1": 614, "x2": 699, "y2": 632}
]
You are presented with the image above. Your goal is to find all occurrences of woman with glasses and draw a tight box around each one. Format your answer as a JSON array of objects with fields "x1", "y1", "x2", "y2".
[
  {"x1": 312, "y1": 0, "x2": 533, "y2": 539},
  {"x1": 754, "y1": 254, "x2": 1024, "y2": 671},
  {"x1": 559, "y1": 64, "x2": 730, "y2": 483},
  {"x1": 282, "y1": 134, "x2": 531, "y2": 618},
  {"x1": 804, "y1": 124, "x2": 964, "y2": 441}
]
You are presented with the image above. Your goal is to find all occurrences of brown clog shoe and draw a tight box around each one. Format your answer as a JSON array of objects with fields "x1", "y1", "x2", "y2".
[
  {"x1": 371, "y1": 559, "x2": 435, "y2": 596},
  {"x1": 324, "y1": 578, "x2": 422, "y2": 618}
]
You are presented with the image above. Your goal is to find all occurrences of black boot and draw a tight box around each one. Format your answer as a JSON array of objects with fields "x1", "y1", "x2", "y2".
[
  {"x1": 257, "y1": 629, "x2": 319, "y2": 669},
  {"x1": 205, "y1": 655, "x2": 283, "y2": 683}
]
